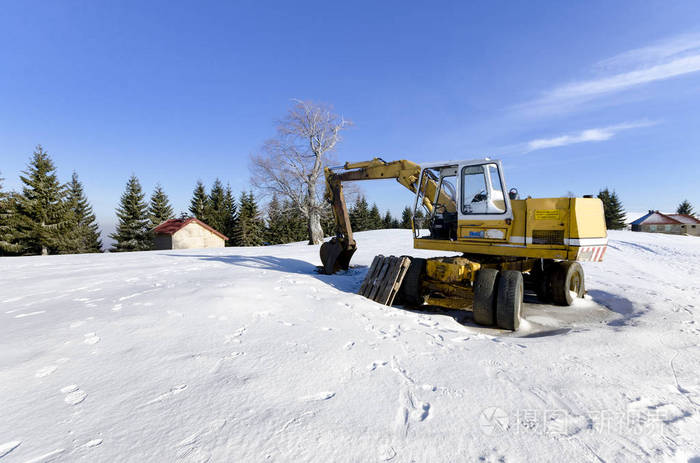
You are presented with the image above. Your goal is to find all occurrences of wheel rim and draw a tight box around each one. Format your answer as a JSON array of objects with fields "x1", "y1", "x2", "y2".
[{"x1": 569, "y1": 272, "x2": 581, "y2": 295}]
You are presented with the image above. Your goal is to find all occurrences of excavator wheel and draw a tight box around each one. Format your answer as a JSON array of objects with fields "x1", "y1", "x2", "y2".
[
  {"x1": 473, "y1": 268, "x2": 499, "y2": 326},
  {"x1": 496, "y1": 270, "x2": 523, "y2": 331},
  {"x1": 550, "y1": 261, "x2": 585, "y2": 306}
]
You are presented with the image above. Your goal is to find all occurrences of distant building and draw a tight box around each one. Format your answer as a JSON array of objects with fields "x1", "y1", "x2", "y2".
[
  {"x1": 152, "y1": 218, "x2": 228, "y2": 249},
  {"x1": 630, "y1": 210, "x2": 700, "y2": 236}
]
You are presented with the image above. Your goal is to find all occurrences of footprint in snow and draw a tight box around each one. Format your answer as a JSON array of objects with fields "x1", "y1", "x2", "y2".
[
  {"x1": 224, "y1": 328, "x2": 246, "y2": 343},
  {"x1": 300, "y1": 392, "x2": 336, "y2": 402},
  {"x1": 61, "y1": 384, "x2": 79, "y2": 393},
  {"x1": 81, "y1": 439, "x2": 102, "y2": 448},
  {"x1": 83, "y1": 333, "x2": 100, "y2": 345},
  {"x1": 141, "y1": 384, "x2": 188, "y2": 407},
  {"x1": 14, "y1": 311, "x2": 46, "y2": 319},
  {"x1": 63, "y1": 385, "x2": 88, "y2": 405},
  {"x1": 368, "y1": 361, "x2": 388, "y2": 371},
  {"x1": 35, "y1": 365, "x2": 57, "y2": 378}
]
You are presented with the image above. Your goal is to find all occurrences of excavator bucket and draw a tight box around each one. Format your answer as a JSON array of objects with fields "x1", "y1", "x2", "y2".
[{"x1": 320, "y1": 237, "x2": 356, "y2": 274}]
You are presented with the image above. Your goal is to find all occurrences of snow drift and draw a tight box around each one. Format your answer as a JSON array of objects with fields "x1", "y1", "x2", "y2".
[{"x1": 0, "y1": 230, "x2": 698, "y2": 462}]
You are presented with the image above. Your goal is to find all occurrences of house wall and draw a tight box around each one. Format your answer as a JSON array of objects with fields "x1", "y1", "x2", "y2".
[
  {"x1": 680, "y1": 224, "x2": 700, "y2": 236},
  {"x1": 172, "y1": 222, "x2": 225, "y2": 249},
  {"x1": 153, "y1": 234, "x2": 173, "y2": 250},
  {"x1": 639, "y1": 224, "x2": 683, "y2": 235}
]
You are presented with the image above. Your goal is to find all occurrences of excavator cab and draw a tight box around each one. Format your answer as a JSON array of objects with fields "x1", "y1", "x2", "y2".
[{"x1": 413, "y1": 160, "x2": 513, "y2": 243}]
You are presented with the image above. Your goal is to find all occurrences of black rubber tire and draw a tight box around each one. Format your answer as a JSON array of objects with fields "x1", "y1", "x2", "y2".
[
  {"x1": 496, "y1": 270, "x2": 523, "y2": 331},
  {"x1": 398, "y1": 257, "x2": 427, "y2": 306},
  {"x1": 472, "y1": 268, "x2": 499, "y2": 326},
  {"x1": 550, "y1": 261, "x2": 585, "y2": 306}
]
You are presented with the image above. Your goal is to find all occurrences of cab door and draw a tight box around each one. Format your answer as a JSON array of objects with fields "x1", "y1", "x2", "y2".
[{"x1": 457, "y1": 161, "x2": 513, "y2": 242}]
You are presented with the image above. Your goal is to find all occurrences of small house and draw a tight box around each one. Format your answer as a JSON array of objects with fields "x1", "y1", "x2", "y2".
[
  {"x1": 152, "y1": 218, "x2": 228, "y2": 250},
  {"x1": 630, "y1": 210, "x2": 700, "y2": 236}
]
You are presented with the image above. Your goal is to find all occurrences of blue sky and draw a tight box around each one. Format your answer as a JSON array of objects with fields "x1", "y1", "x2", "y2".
[{"x1": 2, "y1": 1, "x2": 700, "y2": 241}]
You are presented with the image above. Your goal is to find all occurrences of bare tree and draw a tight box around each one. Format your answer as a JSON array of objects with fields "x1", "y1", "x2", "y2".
[{"x1": 251, "y1": 100, "x2": 350, "y2": 244}]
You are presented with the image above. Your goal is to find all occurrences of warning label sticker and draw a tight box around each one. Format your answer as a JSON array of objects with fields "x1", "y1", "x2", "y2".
[{"x1": 534, "y1": 209, "x2": 559, "y2": 220}]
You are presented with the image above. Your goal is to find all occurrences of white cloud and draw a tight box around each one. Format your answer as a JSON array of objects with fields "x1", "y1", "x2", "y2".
[
  {"x1": 595, "y1": 32, "x2": 700, "y2": 71},
  {"x1": 519, "y1": 32, "x2": 700, "y2": 114},
  {"x1": 525, "y1": 121, "x2": 656, "y2": 152}
]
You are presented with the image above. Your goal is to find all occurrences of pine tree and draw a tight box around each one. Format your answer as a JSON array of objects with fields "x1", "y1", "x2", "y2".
[
  {"x1": 265, "y1": 194, "x2": 286, "y2": 245},
  {"x1": 64, "y1": 172, "x2": 102, "y2": 253},
  {"x1": 382, "y1": 210, "x2": 391, "y2": 229},
  {"x1": 282, "y1": 199, "x2": 308, "y2": 242},
  {"x1": 597, "y1": 188, "x2": 626, "y2": 230},
  {"x1": 0, "y1": 174, "x2": 21, "y2": 255},
  {"x1": 148, "y1": 184, "x2": 175, "y2": 229},
  {"x1": 222, "y1": 184, "x2": 238, "y2": 246},
  {"x1": 676, "y1": 200, "x2": 695, "y2": 216},
  {"x1": 400, "y1": 206, "x2": 412, "y2": 229},
  {"x1": 320, "y1": 202, "x2": 336, "y2": 238},
  {"x1": 15, "y1": 145, "x2": 69, "y2": 255},
  {"x1": 205, "y1": 179, "x2": 226, "y2": 232},
  {"x1": 189, "y1": 181, "x2": 208, "y2": 221},
  {"x1": 110, "y1": 175, "x2": 150, "y2": 252},
  {"x1": 368, "y1": 203, "x2": 383, "y2": 230},
  {"x1": 235, "y1": 191, "x2": 264, "y2": 246},
  {"x1": 350, "y1": 196, "x2": 370, "y2": 232}
]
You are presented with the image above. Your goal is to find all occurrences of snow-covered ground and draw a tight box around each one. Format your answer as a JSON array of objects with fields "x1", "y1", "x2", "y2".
[{"x1": 1, "y1": 230, "x2": 699, "y2": 462}]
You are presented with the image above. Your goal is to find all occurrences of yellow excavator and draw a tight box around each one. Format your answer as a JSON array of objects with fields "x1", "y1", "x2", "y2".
[{"x1": 320, "y1": 158, "x2": 607, "y2": 330}]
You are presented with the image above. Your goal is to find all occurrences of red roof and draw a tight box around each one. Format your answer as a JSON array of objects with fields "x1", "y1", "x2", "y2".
[
  {"x1": 667, "y1": 214, "x2": 700, "y2": 224},
  {"x1": 631, "y1": 211, "x2": 681, "y2": 225},
  {"x1": 632, "y1": 211, "x2": 700, "y2": 225},
  {"x1": 153, "y1": 218, "x2": 228, "y2": 240}
]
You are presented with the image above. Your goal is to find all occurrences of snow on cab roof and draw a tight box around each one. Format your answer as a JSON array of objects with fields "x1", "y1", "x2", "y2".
[{"x1": 153, "y1": 218, "x2": 228, "y2": 240}]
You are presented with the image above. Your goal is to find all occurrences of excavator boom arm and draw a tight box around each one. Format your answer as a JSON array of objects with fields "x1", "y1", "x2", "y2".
[{"x1": 320, "y1": 158, "x2": 452, "y2": 274}]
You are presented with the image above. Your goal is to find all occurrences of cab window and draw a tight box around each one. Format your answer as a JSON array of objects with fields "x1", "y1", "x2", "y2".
[{"x1": 461, "y1": 163, "x2": 507, "y2": 215}]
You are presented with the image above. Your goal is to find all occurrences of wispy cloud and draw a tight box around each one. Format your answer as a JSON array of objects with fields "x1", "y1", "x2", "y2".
[
  {"x1": 525, "y1": 121, "x2": 656, "y2": 152},
  {"x1": 518, "y1": 32, "x2": 700, "y2": 114}
]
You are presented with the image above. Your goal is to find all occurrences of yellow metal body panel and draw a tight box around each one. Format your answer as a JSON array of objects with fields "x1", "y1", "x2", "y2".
[
  {"x1": 569, "y1": 198, "x2": 607, "y2": 239},
  {"x1": 414, "y1": 237, "x2": 570, "y2": 259},
  {"x1": 525, "y1": 197, "x2": 569, "y2": 250},
  {"x1": 414, "y1": 197, "x2": 605, "y2": 261},
  {"x1": 425, "y1": 257, "x2": 480, "y2": 284}
]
